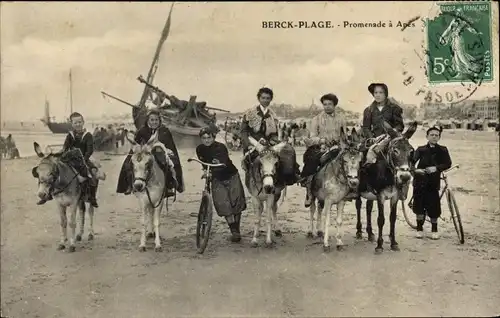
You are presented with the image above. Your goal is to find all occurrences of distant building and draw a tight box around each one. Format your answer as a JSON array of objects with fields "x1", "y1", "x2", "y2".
[{"x1": 420, "y1": 101, "x2": 448, "y2": 118}]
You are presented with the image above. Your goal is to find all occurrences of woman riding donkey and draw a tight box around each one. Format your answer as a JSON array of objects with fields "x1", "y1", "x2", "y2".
[
  {"x1": 300, "y1": 93, "x2": 347, "y2": 208},
  {"x1": 35, "y1": 112, "x2": 100, "y2": 207},
  {"x1": 196, "y1": 127, "x2": 247, "y2": 242},
  {"x1": 356, "y1": 82, "x2": 405, "y2": 241},
  {"x1": 116, "y1": 109, "x2": 184, "y2": 198},
  {"x1": 240, "y1": 87, "x2": 301, "y2": 187}
]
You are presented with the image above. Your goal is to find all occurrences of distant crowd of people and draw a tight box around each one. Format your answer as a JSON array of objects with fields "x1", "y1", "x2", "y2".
[{"x1": 92, "y1": 123, "x2": 129, "y2": 152}]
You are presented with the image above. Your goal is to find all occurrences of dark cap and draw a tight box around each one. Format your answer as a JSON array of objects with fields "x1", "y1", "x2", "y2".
[
  {"x1": 426, "y1": 125, "x2": 443, "y2": 135},
  {"x1": 368, "y1": 83, "x2": 389, "y2": 96}
]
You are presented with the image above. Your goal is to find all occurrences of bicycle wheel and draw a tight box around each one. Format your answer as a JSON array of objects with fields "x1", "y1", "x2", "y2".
[
  {"x1": 196, "y1": 193, "x2": 213, "y2": 254},
  {"x1": 402, "y1": 198, "x2": 418, "y2": 229},
  {"x1": 446, "y1": 188, "x2": 464, "y2": 244}
]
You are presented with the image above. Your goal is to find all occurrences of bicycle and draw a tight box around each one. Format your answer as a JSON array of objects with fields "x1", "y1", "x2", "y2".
[
  {"x1": 402, "y1": 164, "x2": 464, "y2": 244},
  {"x1": 187, "y1": 157, "x2": 226, "y2": 254}
]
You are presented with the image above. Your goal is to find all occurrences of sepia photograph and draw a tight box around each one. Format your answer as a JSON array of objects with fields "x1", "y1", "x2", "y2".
[{"x1": 1, "y1": 1, "x2": 499, "y2": 317}]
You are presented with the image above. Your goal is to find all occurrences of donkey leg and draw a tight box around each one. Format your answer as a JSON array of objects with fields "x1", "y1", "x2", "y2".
[
  {"x1": 375, "y1": 198, "x2": 385, "y2": 254},
  {"x1": 272, "y1": 200, "x2": 282, "y2": 238},
  {"x1": 316, "y1": 200, "x2": 324, "y2": 238},
  {"x1": 265, "y1": 199, "x2": 273, "y2": 247},
  {"x1": 307, "y1": 199, "x2": 316, "y2": 238},
  {"x1": 58, "y1": 205, "x2": 68, "y2": 250},
  {"x1": 68, "y1": 204, "x2": 78, "y2": 252},
  {"x1": 76, "y1": 204, "x2": 85, "y2": 242},
  {"x1": 322, "y1": 199, "x2": 333, "y2": 252},
  {"x1": 139, "y1": 204, "x2": 148, "y2": 252},
  {"x1": 366, "y1": 200, "x2": 375, "y2": 242},
  {"x1": 251, "y1": 198, "x2": 262, "y2": 247},
  {"x1": 154, "y1": 203, "x2": 162, "y2": 252},
  {"x1": 389, "y1": 197, "x2": 399, "y2": 251},
  {"x1": 335, "y1": 201, "x2": 346, "y2": 251},
  {"x1": 147, "y1": 210, "x2": 155, "y2": 240},
  {"x1": 87, "y1": 205, "x2": 95, "y2": 241},
  {"x1": 355, "y1": 197, "x2": 363, "y2": 239}
]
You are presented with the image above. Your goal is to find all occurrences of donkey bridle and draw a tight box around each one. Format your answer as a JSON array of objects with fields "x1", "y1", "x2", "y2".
[
  {"x1": 37, "y1": 161, "x2": 80, "y2": 197},
  {"x1": 132, "y1": 158, "x2": 170, "y2": 209}
]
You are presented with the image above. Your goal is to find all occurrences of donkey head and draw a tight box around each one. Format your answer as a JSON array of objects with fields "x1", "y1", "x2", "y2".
[
  {"x1": 383, "y1": 121, "x2": 418, "y2": 185},
  {"x1": 248, "y1": 138, "x2": 287, "y2": 194},
  {"x1": 126, "y1": 132, "x2": 158, "y2": 192},
  {"x1": 337, "y1": 127, "x2": 364, "y2": 190},
  {"x1": 32, "y1": 142, "x2": 59, "y2": 200}
]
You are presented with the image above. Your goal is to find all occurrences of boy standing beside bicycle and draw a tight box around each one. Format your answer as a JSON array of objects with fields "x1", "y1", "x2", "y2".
[{"x1": 412, "y1": 125, "x2": 452, "y2": 240}]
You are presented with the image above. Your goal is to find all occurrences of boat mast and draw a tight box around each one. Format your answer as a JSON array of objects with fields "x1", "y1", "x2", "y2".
[
  {"x1": 69, "y1": 69, "x2": 73, "y2": 114},
  {"x1": 138, "y1": 3, "x2": 175, "y2": 108}
]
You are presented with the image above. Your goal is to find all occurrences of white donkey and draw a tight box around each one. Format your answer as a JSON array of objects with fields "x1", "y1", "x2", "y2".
[
  {"x1": 244, "y1": 138, "x2": 288, "y2": 247},
  {"x1": 125, "y1": 132, "x2": 176, "y2": 252},
  {"x1": 307, "y1": 128, "x2": 364, "y2": 252},
  {"x1": 32, "y1": 142, "x2": 97, "y2": 252}
]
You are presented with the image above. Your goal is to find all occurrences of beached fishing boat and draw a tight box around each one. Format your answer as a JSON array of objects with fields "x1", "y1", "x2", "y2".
[{"x1": 101, "y1": 3, "x2": 230, "y2": 148}]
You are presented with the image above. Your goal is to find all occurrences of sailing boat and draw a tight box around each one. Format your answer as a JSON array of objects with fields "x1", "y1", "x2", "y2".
[
  {"x1": 41, "y1": 69, "x2": 74, "y2": 134},
  {"x1": 101, "y1": 3, "x2": 229, "y2": 148}
]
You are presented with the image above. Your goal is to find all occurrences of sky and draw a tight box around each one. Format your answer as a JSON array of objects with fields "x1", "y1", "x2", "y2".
[{"x1": 1, "y1": 1, "x2": 499, "y2": 121}]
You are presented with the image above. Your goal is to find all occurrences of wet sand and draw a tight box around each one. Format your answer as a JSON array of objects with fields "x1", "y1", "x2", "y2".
[{"x1": 1, "y1": 130, "x2": 499, "y2": 317}]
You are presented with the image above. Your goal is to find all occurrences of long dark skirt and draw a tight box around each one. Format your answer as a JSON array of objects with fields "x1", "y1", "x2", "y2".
[{"x1": 212, "y1": 173, "x2": 247, "y2": 217}]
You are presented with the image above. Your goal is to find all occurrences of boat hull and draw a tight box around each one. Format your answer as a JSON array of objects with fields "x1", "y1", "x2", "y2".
[
  {"x1": 167, "y1": 124, "x2": 200, "y2": 149},
  {"x1": 46, "y1": 122, "x2": 72, "y2": 134}
]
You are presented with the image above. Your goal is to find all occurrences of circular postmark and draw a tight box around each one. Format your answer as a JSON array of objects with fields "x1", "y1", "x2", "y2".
[{"x1": 399, "y1": 2, "x2": 492, "y2": 106}]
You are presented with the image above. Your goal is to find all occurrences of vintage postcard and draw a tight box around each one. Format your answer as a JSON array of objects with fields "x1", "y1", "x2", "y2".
[{"x1": 1, "y1": 2, "x2": 499, "y2": 317}]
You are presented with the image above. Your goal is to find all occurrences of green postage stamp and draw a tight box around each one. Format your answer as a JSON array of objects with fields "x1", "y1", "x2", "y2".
[{"x1": 426, "y1": 1, "x2": 493, "y2": 84}]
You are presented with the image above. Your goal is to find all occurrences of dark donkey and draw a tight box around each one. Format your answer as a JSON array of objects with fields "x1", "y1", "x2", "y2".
[
  {"x1": 356, "y1": 121, "x2": 417, "y2": 253},
  {"x1": 32, "y1": 142, "x2": 97, "y2": 252}
]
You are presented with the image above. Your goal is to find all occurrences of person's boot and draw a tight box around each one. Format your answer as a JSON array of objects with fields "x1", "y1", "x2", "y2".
[
  {"x1": 416, "y1": 215, "x2": 425, "y2": 239},
  {"x1": 83, "y1": 181, "x2": 98, "y2": 208},
  {"x1": 430, "y1": 219, "x2": 439, "y2": 240},
  {"x1": 229, "y1": 215, "x2": 242, "y2": 243}
]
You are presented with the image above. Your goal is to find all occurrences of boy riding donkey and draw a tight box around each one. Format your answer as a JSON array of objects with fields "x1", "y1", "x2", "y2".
[
  {"x1": 240, "y1": 87, "x2": 301, "y2": 187},
  {"x1": 300, "y1": 93, "x2": 348, "y2": 207},
  {"x1": 35, "y1": 112, "x2": 101, "y2": 207}
]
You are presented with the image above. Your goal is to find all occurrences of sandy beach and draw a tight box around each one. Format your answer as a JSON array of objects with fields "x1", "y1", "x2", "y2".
[{"x1": 1, "y1": 130, "x2": 499, "y2": 317}]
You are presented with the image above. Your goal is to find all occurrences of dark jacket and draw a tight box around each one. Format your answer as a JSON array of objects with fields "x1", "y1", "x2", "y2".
[
  {"x1": 412, "y1": 143, "x2": 452, "y2": 190},
  {"x1": 196, "y1": 141, "x2": 238, "y2": 181},
  {"x1": 362, "y1": 101, "x2": 404, "y2": 138},
  {"x1": 63, "y1": 130, "x2": 94, "y2": 161},
  {"x1": 240, "y1": 106, "x2": 280, "y2": 152}
]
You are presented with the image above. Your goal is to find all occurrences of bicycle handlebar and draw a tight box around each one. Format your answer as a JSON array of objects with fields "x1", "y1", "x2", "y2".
[
  {"x1": 187, "y1": 157, "x2": 226, "y2": 168},
  {"x1": 442, "y1": 164, "x2": 459, "y2": 175}
]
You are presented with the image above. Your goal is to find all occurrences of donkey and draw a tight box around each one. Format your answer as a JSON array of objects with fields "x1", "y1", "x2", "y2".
[
  {"x1": 244, "y1": 139, "x2": 288, "y2": 248},
  {"x1": 356, "y1": 121, "x2": 417, "y2": 253},
  {"x1": 125, "y1": 132, "x2": 176, "y2": 252},
  {"x1": 32, "y1": 142, "x2": 96, "y2": 252},
  {"x1": 307, "y1": 127, "x2": 365, "y2": 252}
]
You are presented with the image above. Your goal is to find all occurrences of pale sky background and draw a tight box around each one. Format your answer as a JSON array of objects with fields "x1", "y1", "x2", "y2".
[{"x1": 1, "y1": 1, "x2": 498, "y2": 121}]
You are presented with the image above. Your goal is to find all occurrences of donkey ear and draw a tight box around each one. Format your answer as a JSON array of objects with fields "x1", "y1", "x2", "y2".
[
  {"x1": 125, "y1": 131, "x2": 137, "y2": 145},
  {"x1": 271, "y1": 141, "x2": 287, "y2": 154},
  {"x1": 32, "y1": 167, "x2": 39, "y2": 178},
  {"x1": 339, "y1": 127, "x2": 348, "y2": 148},
  {"x1": 350, "y1": 127, "x2": 359, "y2": 143},
  {"x1": 403, "y1": 121, "x2": 418, "y2": 139},
  {"x1": 34, "y1": 142, "x2": 45, "y2": 158},
  {"x1": 383, "y1": 121, "x2": 399, "y2": 138}
]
